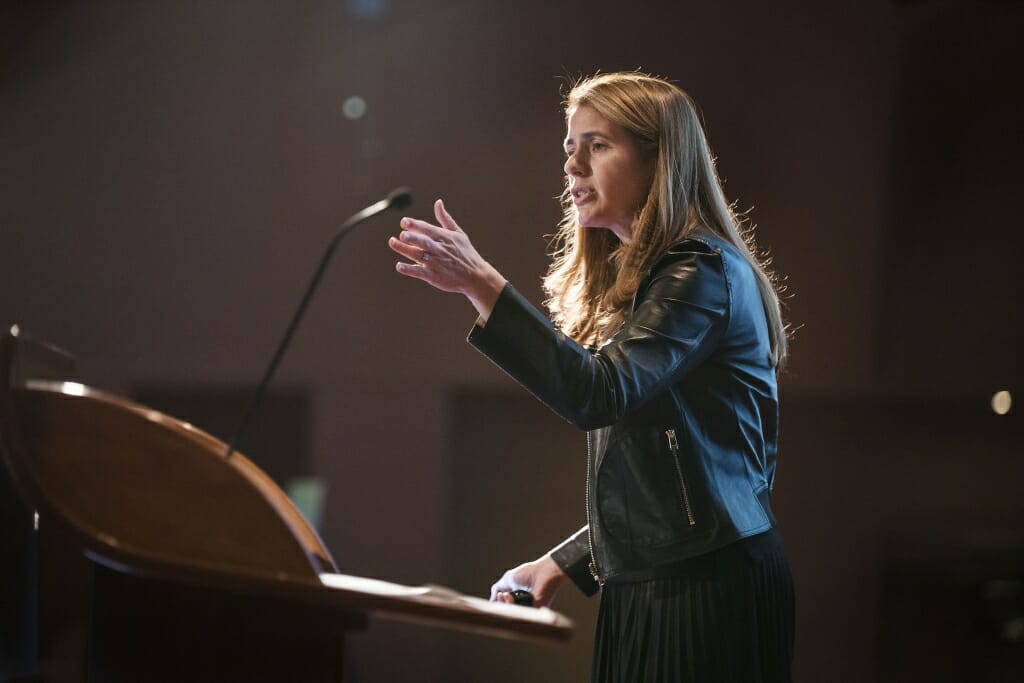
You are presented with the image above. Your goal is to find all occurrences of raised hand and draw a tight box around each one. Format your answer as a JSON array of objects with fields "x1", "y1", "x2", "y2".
[{"x1": 389, "y1": 199, "x2": 507, "y2": 321}]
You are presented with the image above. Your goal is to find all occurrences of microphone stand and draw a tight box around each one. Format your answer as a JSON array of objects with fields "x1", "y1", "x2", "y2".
[{"x1": 224, "y1": 188, "x2": 412, "y2": 459}]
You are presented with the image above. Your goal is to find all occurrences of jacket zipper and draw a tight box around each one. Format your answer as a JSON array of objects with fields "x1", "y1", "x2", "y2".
[
  {"x1": 666, "y1": 429, "x2": 697, "y2": 527},
  {"x1": 585, "y1": 431, "x2": 604, "y2": 586}
]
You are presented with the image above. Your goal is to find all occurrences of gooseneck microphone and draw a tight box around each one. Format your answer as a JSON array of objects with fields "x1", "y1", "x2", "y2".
[{"x1": 224, "y1": 187, "x2": 412, "y2": 459}]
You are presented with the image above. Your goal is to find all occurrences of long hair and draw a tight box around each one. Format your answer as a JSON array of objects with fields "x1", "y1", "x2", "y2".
[{"x1": 543, "y1": 72, "x2": 788, "y2": 367}]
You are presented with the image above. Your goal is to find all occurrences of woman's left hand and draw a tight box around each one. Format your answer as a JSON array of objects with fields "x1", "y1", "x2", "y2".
[
  {"x1": 490, "y1": 554, "x2": 568, "y2": 608},
  {"x1": 388, "y1": 199, "x2": 507, "y2": 321}
]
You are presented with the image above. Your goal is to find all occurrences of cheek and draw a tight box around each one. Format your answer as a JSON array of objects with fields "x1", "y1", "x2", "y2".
[
  {"x1": 619, "y1": 176, "x2": 649, "y2": 215},
  {"x1": 611, "y1": 162, "x2": 651, "y2": 210}
]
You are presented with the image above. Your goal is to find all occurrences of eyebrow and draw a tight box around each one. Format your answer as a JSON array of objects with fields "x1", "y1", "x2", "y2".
[{"x1": 563, "y1": 131, "x2": 607, "y2": 148}]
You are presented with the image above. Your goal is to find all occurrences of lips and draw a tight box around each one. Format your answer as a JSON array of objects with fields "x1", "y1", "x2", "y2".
[{"x1": 571, "y1": 187, "x2": 594, "y2": 206}]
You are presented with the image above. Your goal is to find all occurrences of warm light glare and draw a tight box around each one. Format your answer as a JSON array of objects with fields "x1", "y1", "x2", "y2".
[
  {"x1": 991, "y1": 390, "x2": 1012, "y2": 415},
  {"x1": 61, "y1": 382, "x2": 88, "y2": 397}
]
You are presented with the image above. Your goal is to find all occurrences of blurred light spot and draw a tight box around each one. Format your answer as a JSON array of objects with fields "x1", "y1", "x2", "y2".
[
  {"x1": 286, "y1": 476, "x2": 328, "y2": 532},
  {"x1": 343, "y1": 95, "x2": 367, "y2": 120},
  {"x1": 1004, "y1": 617, "x2": 1024, "y2": 642},
  {"x1": 347, "y1": 0, "x2": 387, "y2": 19},
  {"x1": 991, "y1": 390, "x2": 1012, "y2": 415}
]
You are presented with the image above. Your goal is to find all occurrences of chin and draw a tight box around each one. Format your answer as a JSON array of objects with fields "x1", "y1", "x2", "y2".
[
  {"x1": 580, "y1": 219, "x2": 617, "y2": 233},
  {"x1": 579, "y1": 220, "x2": 631, "y2": 245}
]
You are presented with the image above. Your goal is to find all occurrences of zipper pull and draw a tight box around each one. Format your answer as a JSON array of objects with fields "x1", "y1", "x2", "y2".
[
  {"x1": 589, "y1": 561, "x2": 601, "y2": 584},
  {"x1": 666, "y1": 428, "x2": 679, "y2": 451}
]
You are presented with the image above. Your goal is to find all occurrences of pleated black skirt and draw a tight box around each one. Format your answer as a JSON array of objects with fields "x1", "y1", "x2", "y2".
[{"x1": 592, "y1": 529, "x2": 795, "y2": 683}]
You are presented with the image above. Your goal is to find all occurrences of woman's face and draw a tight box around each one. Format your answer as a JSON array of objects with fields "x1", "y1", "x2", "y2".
[{"x1": 563, "y1": 105, "x2": 655, "y2": 245}]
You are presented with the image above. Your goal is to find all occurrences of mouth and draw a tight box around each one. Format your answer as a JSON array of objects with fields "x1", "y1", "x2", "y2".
[{"x1": 571, "y1": 187, "x2": 593, "y2": 206}]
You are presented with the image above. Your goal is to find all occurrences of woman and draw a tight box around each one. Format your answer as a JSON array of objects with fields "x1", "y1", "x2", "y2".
[{"x1": 388, "y1": 72, "x2": 794, "y2": 682}]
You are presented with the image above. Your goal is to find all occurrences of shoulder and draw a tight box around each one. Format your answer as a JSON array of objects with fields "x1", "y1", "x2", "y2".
[
  {"x1": 647, "y1": 232, "x2": 728, "y2": 284},
  {"x1": 636, "y1": 234, "x2": 730, "y2": 312},
  {"x1": 654, "y1": 229, "x2": 759, "y2": 289}
]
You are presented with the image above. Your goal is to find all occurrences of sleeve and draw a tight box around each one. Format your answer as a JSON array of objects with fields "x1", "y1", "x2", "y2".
[
  {"x1": 467, "y1": 245, "x2": 729, "y2": 430},
  {"x1": 548, "y1": 526, "x2": 600, "y2": 597}
]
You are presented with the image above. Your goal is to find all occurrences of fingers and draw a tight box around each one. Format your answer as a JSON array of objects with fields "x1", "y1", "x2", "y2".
[
  {"x1": 388, "y1": 236, "x2": 433, "y2": 281},
  {"x1": 395, "y1": 198, "x2": 463, "y2": 253},
  {"x1": 394, "y1": 259, "x2": 429, "y2": 280},
  {"x1": 490, "y1": 567, "x2": 527, "y2": 602},
  {"x1": 399, "y1": 215, "x2": 445, "y2": 241},
  {"x1": 389, "y1": 199, "x2": 481, "y2": 296},
  {"x1": 396, "y1": 199, "x2": 458, "y2": 243},
  {"x1": 490, "y1": 574, "x2": 514, "y2": 601},
  {"x1": 388, "y1": 234, "x2": 431, "y2": 262}
]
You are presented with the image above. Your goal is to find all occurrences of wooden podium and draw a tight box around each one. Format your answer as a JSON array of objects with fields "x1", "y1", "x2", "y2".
[{"x1": 0, "y1": 327, "x2": 572, "y2": 682}]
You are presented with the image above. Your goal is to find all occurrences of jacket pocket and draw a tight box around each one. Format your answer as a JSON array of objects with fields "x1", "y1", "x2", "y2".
[{"x1": 595, "y1": 428, "x2": 699, "y2": 547}]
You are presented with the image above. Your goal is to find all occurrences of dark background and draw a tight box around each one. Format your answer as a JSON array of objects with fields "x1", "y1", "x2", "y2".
[{"x1": 2, "y1": 0, "x2": 1022, "y2": 681}]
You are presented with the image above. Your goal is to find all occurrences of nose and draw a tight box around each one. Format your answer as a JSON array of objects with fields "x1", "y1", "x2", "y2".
[{"x1": 564, "y1": 149, "x2": 586, "y2": 177}]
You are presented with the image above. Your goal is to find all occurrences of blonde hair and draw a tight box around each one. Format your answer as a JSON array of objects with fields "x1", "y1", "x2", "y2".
[{"x1": 543, "y1": 72, "x2": 788, "y2": 367}]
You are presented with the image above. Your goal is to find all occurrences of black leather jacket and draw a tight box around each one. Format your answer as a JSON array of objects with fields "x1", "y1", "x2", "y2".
[{"x1": 468, "y1": 231, "x2": 779, "y2": 595}]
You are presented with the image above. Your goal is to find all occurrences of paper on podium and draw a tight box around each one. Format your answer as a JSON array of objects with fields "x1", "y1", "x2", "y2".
[{"x1": 318, "y1": 572, "x2": 573, "y2": 632}]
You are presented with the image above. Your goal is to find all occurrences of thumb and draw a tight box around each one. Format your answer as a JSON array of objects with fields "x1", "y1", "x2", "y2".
[{"x1": 434, "y1": 198, "x2": 461, "y2": 232}]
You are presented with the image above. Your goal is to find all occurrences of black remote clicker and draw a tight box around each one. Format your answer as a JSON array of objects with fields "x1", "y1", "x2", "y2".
[{"x1": 510, "y1": 590, "x2": 534, "y2": 607}]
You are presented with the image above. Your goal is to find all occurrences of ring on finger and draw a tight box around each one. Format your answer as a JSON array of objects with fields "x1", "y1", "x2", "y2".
[{"x1": 422, "y1": 251, "x2": 431, "y2": 262}]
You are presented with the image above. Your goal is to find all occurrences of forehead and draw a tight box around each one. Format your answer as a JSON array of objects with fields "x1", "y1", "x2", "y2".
[{"x1": 564, "y1": 105, "x2": 620, "y2": 140}]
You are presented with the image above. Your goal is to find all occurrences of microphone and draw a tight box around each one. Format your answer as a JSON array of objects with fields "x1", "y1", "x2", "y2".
[{"x1": 224, "y1": 187, "x2": 412, "y2": 459}]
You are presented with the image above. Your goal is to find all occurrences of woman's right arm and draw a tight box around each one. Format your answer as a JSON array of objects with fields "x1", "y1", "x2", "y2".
[{"x1": 467, "y1": 244, "x2": 730, "y2": 430}]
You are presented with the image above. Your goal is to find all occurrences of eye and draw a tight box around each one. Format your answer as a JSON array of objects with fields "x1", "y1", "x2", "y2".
[{"x1": 591, "y1": 141, "x2": 607, "y2": 151}]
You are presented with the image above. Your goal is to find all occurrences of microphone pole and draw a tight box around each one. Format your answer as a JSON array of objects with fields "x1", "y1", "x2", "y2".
[{"x1": 224, "y1": 187, "x2": 412, "y2": 459}]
